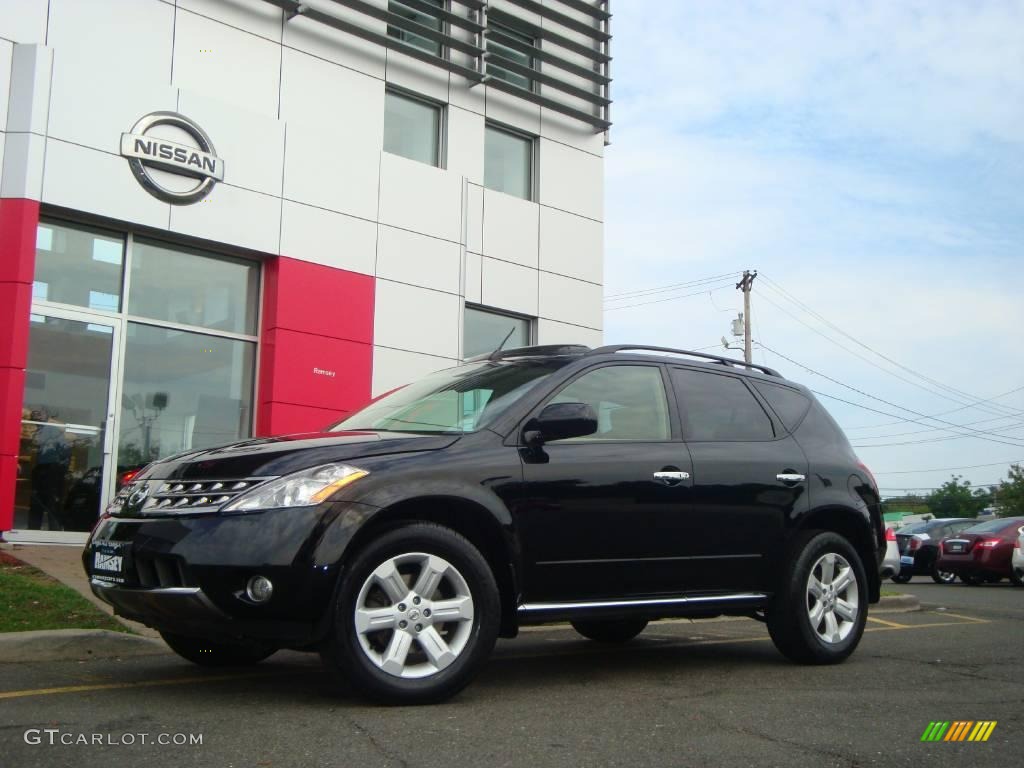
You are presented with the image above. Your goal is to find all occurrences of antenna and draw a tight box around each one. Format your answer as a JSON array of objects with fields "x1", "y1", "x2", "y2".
[{"x1": 488, "y1": 326, "x2": 517, "y2": 361}]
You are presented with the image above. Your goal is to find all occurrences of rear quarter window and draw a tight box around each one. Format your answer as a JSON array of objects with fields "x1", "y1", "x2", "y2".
[{"x1": 752, "y1": 380, "x2": 811, "y2": 432}]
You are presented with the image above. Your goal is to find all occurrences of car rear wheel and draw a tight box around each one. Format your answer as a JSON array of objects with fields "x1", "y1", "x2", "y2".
[
  {"x1": 767, "y1": 531, "x2": 867, "y2": 665},
  {"x1": 930, "y1": 562, "x2": 957, "y2": 584},
  {"x1": 571, "y1": 619, "x2": 648, "y2": 643},
  {"x1": 159, "y1": 631, "x2": 277, "y2": 667},
  {"x1": 890, "y1": 572, "x2": 913, "y2": 584},
  {"x1": 321, "y1": 523, "x2": 499, "y2": 705},
  {"x1": 1011, "y1": 569, "x2": 1024, "y2": 587}
]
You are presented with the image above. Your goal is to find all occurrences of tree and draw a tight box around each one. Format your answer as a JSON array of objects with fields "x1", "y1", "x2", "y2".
[
  {"x1": 995, "y1": 463, "x2": 1024, "y2": 517},
  {"x1": 924, "y1": 476, "x2": 989, "y2": 518}
]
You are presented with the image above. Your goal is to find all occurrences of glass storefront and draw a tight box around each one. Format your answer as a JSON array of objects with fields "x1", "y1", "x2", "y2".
[{"x1": 12, "y1": 220, "x2": 260, "y2": 536}]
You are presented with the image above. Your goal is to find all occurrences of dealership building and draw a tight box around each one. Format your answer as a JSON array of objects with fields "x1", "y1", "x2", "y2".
[{"x1": 0, "y1": 0, "x2": 610, "y2": 542}]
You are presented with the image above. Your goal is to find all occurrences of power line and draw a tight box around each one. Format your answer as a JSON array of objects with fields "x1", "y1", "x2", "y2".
[
  {"x1": 759, "y1": 274, "x2": 1024, "y2": 420},
  {"x1": 848, "y1": 414, "x2": 1024, "y2": 441},
  {"x1": 845, "y1": 384, "x2": 1024, "y2": 431},
  {"x1": 604, "y1": 282, "x2": 735, "y2": 312},
  {"x1": 755, "y1": 342, "x2": 1024, "y2": 449},
  {"x1": 875, "y1": 459, "x2": 1024, "y2": 475},
  {"x1": 604, "y1": 272, "x2": 740, "y2": 300}
]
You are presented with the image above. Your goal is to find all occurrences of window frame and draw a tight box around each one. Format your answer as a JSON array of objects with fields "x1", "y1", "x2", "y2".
[
  {"x1": 668, "y1": 366, "x2": 784, "y2": 443},
  {"x1": 483, "y1": 121, "x2": 537, "y2": 201},
  {"x1": 462, "y1": 303, "x2": 535, "y2": 360},
  {"x1": 386, "y1": 0, "x2": 447, "y2": 57},
  {"x1": 383, "y1": 87, "x2": 447, "y2": 168},
  {"x1": 486, "y1": 20, "x2": 540, "y2": 93},
  {"x1": 522, "y1": 362, "x2": 682, "y2": 445}
]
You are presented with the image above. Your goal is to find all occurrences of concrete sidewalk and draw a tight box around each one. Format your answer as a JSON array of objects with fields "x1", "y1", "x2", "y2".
[{"x1": 0, "y1": 542, "x2": 158, "y2": 638}]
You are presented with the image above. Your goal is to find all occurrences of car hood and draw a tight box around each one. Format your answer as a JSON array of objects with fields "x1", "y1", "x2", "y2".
[{"x1": 138, "y1": 431, "x2": 461, "y2": 481}]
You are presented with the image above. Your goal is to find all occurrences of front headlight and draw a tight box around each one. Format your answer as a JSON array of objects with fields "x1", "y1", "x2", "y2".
[{"x1": 222, "y1": 463, "x2": 368, "y2": 513}]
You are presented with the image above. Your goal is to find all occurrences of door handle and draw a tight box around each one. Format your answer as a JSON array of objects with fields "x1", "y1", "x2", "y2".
[
  {"x1": 776, "y1": 473, "x2": 806, "y2": 483},
  {"x1": 653, "y1": 471, "x2": 690, "y2": 485}
]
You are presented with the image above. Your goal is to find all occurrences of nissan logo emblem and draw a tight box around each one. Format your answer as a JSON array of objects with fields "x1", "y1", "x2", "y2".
[{"x1": 120, "y1": 111, "x2": 225, "y2": 205}]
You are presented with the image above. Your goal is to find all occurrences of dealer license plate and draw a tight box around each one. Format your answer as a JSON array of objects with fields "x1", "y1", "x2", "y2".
[{"x1": 92, "y1": 540, "x2": 127, "y2": 582}]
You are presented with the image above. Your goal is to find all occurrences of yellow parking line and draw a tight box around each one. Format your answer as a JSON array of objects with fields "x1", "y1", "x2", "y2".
[
  {"x1": 866, "y1": 616, "x2": 909, "y2": 628},
  {"x1": 929, "y1": 612, "x2": 989, "y2": 624},
  {"x1": 0, "y1": 670, "x2": 285, "y2": 701}
]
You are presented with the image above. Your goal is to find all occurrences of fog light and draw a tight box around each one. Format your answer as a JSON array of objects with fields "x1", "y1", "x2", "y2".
[{"x1": 246, "y1": 575, "x2": 273, "y2": 603}]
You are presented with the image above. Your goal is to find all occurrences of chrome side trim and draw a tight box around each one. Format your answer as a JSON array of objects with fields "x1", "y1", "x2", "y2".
[
  {"x1": 518, "y1": 592, "x2": 768, "y2": 613},
  {"x1": 537, "y1": 553, "x2": 760, "y2": 566},
  {"x1": 90, "y1": 578, "x2": 200, "y2": 596}
]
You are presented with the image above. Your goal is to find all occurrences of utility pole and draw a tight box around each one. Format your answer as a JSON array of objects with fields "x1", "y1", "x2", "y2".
[{"x1": 735, "y1": 270, "x2": 757, "y2": 363}]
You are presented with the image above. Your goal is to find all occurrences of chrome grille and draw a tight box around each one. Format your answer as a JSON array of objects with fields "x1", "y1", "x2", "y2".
[{"x1": 136, "y1": 478, "x2": 268, "y2": 513}]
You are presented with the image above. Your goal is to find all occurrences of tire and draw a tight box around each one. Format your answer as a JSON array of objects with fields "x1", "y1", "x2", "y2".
[
  {"x1": 930, "y1": 562, "x2": 957, "y2": 584},
  {"x1": 961, "y1": 573, "x2": 985, "y2": 586},
  {"x1": 571, "y1": 619, "x2": 648, "y2": 643},
  {"x1": 1011, "y1": 569, "x2": 1024, "y2": 587},
  {"x1": 890, "y1": 572, "x2": 913, "y2": 584},
  {"x1": 767, "y1": 531, "x2": 868, "y2": 665},
  {"x1": 159, "y1": 631, "x2": 276, "y2": 667},
  {"x1": 320, "y1": 522, "x2": 500, "y2": 705}
]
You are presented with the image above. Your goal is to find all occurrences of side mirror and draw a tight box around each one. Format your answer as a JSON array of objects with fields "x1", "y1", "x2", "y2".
[{"x1": 524, "y1": 402, "x2": 598, "y2": 445}]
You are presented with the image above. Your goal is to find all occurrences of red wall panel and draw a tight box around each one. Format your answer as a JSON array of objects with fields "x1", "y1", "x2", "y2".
[{"x1": 257, "y1": 257, "x2": 375, "y2": 437}]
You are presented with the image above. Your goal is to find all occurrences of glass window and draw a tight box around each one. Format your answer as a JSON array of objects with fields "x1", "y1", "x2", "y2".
[
  {"x1": 752, "y1": 380, "x2": 811, "y2": 432},
  {"x1": 463, "y1": 306, "x2": 531, "y2": 359},
  {"x1": 333, "y1": 359, "x2": 569, "y2": 434},
  {"x1": 487, "y1": 22, "x2": 537, "y2": 91},
  {"x1": 672, "y1": 369, "x2": 775, "y2": 442},
  {"x1": 551, "y1": 366, "x2": 671, "y2": 441},
  {"x1": 384, "y1": 90, "x2": 442, "y2": 166},
  {"x1": 128, "y1": 240, "x2": 259, "y2": 336},
  {"x1": 34, "y1": 221, "x2": 124, "y2": 311},
  {"x1": 117, "y1": 323, "x2": 255, "y2": 465},
  {"x1": 484, "y1": 124, "x2": 533, "y2": 200},
  {"x1": 388, "y1": 0, "x2": 444, "y2": 56}
]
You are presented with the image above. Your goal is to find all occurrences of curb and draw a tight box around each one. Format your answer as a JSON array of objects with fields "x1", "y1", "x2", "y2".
[
  {"x1": 874, "y1": 594, "x2": 920, "y2": 613},
  {"x1": 0, "y1": 629, "x2": 169, "y2": 663}
]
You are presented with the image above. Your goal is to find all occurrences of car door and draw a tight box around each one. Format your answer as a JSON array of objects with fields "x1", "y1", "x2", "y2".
[
  {"x1": 516, "y1": 363, "x2": 695, "y2": 602},
  {"x1": 669, "y1": 367, "x2": 810, "y2": 594}
]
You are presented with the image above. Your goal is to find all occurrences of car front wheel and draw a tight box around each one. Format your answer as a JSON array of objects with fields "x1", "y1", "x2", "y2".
[
  {"x1": 571, "y1": 619, "x2": 648, "y2": 643},
  {"x1": 321, "y1": 523, "x2": 500, "y2": 705},
  {"x1": 160, "y1": 631, "x2": 277, "y2": 667},
  {"x1": 767, "y1": 531, "x2": 868, "y2": 665}
]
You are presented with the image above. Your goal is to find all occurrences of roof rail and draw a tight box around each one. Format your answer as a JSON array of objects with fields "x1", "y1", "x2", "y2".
[
  {"x1": 588, "y1": 345, "x2": 781, "y2": 377},
  {"x1": 464, "y1": 344, "x2": 591, "y2": 363}
]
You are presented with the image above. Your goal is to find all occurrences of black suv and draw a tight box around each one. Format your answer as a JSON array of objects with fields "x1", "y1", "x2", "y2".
[{"x1": 84, "y1": 345, "x2": 884, "y2": 704}]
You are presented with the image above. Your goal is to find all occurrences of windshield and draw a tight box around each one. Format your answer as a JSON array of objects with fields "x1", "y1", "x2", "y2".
[{"x1": 330, "y1": 359, "x2": 571, "y2": 434}]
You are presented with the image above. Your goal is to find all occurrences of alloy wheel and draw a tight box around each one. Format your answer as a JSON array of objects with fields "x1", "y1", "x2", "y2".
[
  {"x1": 806, "y1": 552, "x2": 859, "y2": 644},
  {"x1": 353, "y1": 552, "x2": 475, "y2": 679}
]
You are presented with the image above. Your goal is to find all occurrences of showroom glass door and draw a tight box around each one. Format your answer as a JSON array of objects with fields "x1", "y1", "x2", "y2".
[{"x1": 11, "y1": 308, "x2": 121, "y2": 542}]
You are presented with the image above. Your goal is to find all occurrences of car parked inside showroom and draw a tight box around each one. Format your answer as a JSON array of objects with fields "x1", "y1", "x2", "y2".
[
  {"x1": 890, "y1": 518, "x2": 978, "y2": 584},
  {"x1": 82, "y1": 344, "x2": 886, "y2": 704},
  {"x1": 937, "y1": 516, "x2": 1024, "y2": 586}
]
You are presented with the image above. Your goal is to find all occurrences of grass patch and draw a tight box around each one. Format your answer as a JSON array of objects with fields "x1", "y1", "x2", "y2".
[
  {"x1": 0, "y1": 551, "x2": 129, "y2": 633},
  {"x1": 880, "y1": 589, "x2": 903, "y2": 597}
]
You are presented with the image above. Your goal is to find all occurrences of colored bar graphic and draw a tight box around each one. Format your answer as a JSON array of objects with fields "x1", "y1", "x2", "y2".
[
  {"x1": 921, "y1": 721, "x2": 950, "y2": 742},
  {"x1": 925, "y1": 720, "x2": 998, "y2": 742},
  {"x1": 945, "y1": 721, "x2": 972, "y2": 741}
]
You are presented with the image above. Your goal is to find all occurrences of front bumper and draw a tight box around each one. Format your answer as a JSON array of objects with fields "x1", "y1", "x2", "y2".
[{"x1": 83, "y1": 501, "x2": 375, "y2": 644}]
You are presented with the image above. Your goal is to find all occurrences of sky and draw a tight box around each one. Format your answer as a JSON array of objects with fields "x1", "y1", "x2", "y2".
[{"x1": 601, "y1": 0, "x2": 1024, "y2": 497}]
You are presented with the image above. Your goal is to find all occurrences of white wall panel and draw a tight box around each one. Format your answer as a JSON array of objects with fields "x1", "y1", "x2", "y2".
[
  {"x1": 0, "y1": 131, "x2": 43, "y2": 199},
  {"x1": 485, "y1": 86, "x2": 540, "y2": 136},
  {"x1": 0, "y1": 0, "x2": 48, "y2": 45},
  {"x1": 376, "y1": 225, "x2": 461, "y2": 295},
  {"x1": 178, "y1": 0, "x2": 283, "y2": 43},
  {"x1": 282, "y1": 3, "x2": 386, "y2": 80},
  {"x1": 378, "y1": 152, "x2": 462, "y2": 242},
  {"x1": 465, "y1": 182, "x2": 483, "y2": 253},
  {"x1": 538, "y1": 138, "x2": 604, "y2": 221},
  {"x1": 280, "y1": 200, "x2": 376, "y2": 274},
  {"x1": 177, "y1": 89, "x2": 285, "y2": 197},
  {"x1": 540, "y1": 109, "x2": 605, "y2": 157},
  {"x1": 481, "y1": 189, "x2": 538, "y2": 268},
  {"x1": 539, "y1": 205, "x2": 603, "y2": 284},
  {"x1": 173, "y1": 10, "x2": 281, "y2": 118},
  {"x1": 446, "y1": 106, "x2": 484, "y2": 184},
  {"x1": 463, "y1": 250, "x2": 481, "y2": 304},
  {"x1": 280, "y1": 46, "x2": 383, "y2": 129},
  {"x1": 372, "y1": 345, "x2": 454, "y2": 397},
  {"x1": 41, "y1": 139, "x2": 169, "y2": 229},
  {"x1": 169, "y1": 182, "x2": 280, "y2": 254},
  {"x1": 374, "y1": 279, "x2": 460, "y2": 359},
  {"x1": 539, "y1": 271, "x2": 602, "y2": 329},
  {"x1": 481, "y1": 256, "x2": 538, "y2": 317},
  {"x1": 5, "y1": 44, "x2": 51, "y2": 135},
  {"x1": 0, "y1": 39, "x2": 12, "y2": 131},
  {"x1": 537, "y1": 318, "x2": 603, "y2": 348},
  {"x1": 386, "y1": 49, "x2": 449, "y2": 103}
]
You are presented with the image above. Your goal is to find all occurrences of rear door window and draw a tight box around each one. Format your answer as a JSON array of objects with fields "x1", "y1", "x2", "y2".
[{"x1": 671, "y1": 368, "x2": 775, "y2": 441}]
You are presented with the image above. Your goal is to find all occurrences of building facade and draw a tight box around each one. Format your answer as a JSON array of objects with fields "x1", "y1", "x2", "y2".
[{"x1": 0, "y1": 0, "x2": 609, "y2": 541}]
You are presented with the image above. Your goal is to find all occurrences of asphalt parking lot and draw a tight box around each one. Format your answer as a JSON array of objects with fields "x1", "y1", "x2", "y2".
[{"x1": 1, "y1": 582, "x2": 1020, "y2": 768}]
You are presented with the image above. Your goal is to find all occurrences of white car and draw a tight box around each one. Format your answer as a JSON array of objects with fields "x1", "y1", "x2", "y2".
[
  {"x1": 881, "y1": 527, "x2": 900, "y2": 579},
  {"x1": 1013, "y1": 529, "x2": 1024, "y2": 586}
]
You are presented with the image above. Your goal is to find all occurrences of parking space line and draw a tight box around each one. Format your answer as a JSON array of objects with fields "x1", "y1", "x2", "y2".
[
  {"x1": 0, "y1": 670, "x2": 287, "y2": 701},
  {"x1": 865, "y1": 616, "x2": 909, "y2": 628}
]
